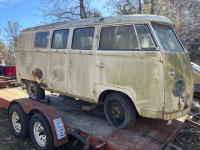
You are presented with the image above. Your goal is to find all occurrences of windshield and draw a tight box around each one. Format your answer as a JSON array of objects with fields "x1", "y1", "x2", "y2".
[{"x1": 152, "y1": 23, "x2": 184, "y2": 52}]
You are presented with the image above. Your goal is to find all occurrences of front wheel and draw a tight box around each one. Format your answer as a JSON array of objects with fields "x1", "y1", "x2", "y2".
[
  {"x1": 26, "y1": 81, "x2": 45, "y2": 100},
  {"x1": 104, "y1": 93, "x2": 136, "y2": 128}
]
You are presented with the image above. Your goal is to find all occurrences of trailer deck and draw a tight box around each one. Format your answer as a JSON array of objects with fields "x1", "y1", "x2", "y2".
[{"x1": 0, "y1": 87, "x2": 188, "y2": 150}]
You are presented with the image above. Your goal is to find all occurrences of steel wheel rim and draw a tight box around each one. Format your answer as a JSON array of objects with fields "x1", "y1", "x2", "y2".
[
  {"x1": 33, "y1": 122, "x2": 47, "y2": 147},
  {"x1": 27, "y1": 83, "x2": 37, "y2": 99},
  {"x1": 12, "y1": 112, "x2": 21, "y2": 133},
  {"x1": 108, "y1": 100, "x2": 125, "y2": 126}
]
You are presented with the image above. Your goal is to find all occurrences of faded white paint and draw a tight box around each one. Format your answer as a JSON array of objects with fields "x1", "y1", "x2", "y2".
[{"x1": 16, "y1": 15, "x2": 193, "y2": 120}]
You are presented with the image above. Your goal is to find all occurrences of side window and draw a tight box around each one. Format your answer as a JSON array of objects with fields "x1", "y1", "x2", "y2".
[
  {"x1": 51, "y1": 29, "x2": 69, "y2": 49},
  {"x1": 135, "y1": 25, "x2": 156, "y2": 49},
  {"x1": 35, "y1": 32, "x2": 49, "y2": 48},
  {"x1": 72, "y1": 27, "x2": 94, "y2": 50},
  {"x1": 99, "y1": 25, "x2": 139, "y2": 51}
]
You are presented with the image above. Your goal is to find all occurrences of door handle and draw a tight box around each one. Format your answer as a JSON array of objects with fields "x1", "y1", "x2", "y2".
[
  {"x1": 68, "y1": 60, "x2": 72, "y2": 67},
  {"x1": 97, "y1": 63, "x2": 104, "y2": 68}
]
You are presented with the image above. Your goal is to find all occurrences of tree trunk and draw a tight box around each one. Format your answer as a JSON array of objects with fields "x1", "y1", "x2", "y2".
[
  {"x1": 138, "y1": 0, "x2": 142, "y2": 14},
  {"x1": 150, "y1": 0, "x2": 154, "y2": 14},
  {"x1": 79, "y1": 0, "x2": 87, "y2": 19}
]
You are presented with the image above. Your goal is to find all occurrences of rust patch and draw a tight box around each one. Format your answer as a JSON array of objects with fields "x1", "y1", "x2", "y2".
[
  {"x1": 32, "y1": 70, "x2": 35, "y2": 76},
  {"x1": 32, "y1": 68, "x2": 43, "y2": 82},
  {"x1": 35, "y1": 68, "x2": 43, "y2": 79},
  {"x1": 32, "y1": 69, "x2": 36, "y2": 81}
]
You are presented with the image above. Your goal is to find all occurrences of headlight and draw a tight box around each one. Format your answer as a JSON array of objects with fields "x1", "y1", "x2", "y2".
[{"x1": 172, "y1": 80, "x2": 185, "y2": 97}]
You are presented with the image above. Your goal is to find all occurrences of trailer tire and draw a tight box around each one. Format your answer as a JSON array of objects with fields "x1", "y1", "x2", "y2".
[
  {"x1": 104, "y1": 93, "x2": 136, "y2": 129},
  {"x1": 30, "y1": 113, "x2": 54, "y2": 150},
  {"x1": 9, "y1": 104, "x2": 29, "y2": 139},
  {"x1": 26, "y1": 81, "x2": 45, "y2": 100}
]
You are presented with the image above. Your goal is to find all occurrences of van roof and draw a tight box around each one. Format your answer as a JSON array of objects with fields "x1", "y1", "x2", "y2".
[{"x1": 22, "y1": 14, "x2": 173, "y2": 32}]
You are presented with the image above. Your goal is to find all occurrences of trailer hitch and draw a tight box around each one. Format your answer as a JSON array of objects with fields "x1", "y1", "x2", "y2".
[{"x1": 68, "y1": 129, "x2": 92, "y2": 150}]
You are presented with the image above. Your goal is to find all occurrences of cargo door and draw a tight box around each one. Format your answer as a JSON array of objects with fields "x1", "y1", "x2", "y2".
[
  {"x1": 47, "y1": 29, "x2": 69, "y2": 93},
  {"x1": 68, "y1": 27, "x2": 95, "y2": 100}
]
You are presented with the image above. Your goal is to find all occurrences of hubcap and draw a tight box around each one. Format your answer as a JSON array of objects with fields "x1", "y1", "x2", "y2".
[
  {"x1": 27, "y1": 83, "x2": 37, "y2": 99},
  {"x1": 34, "y1": 122, "x2": 47, "y2": 147},
  {"x1": 12, "y1": 112, "x2": 21, "y2": 133},
  {"x1": 108, "y1": 101, "x2": 124, "y2": 126}
]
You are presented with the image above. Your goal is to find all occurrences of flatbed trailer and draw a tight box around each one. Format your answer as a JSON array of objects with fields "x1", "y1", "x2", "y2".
[
  {"x1": 0, "y1": 87, "x2": 188, "y2": 150},
  {"x1": 0, "y1": 76, "x2": 16, "y2": 88}
]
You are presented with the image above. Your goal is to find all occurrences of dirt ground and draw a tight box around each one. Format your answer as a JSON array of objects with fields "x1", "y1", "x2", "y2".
[
  {"x1": 0, "y1": 108, "x2": 35, "y2": 150},
  {"x1": 172, "y1": 121, "x2": 200, "y2": 150},
  {"x1": 0, "y1": 108, "x2": 83, "y2": 150},
  {"x1": 171, "y1": 98, "x2": 200, "y2": 150}
]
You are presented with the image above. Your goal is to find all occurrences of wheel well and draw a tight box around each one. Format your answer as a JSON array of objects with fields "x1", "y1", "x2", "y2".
[
  {"x1": 9, "y1": 102, "x2": 42, "y2": 118},
  {"x1": 29, "y1": 110, "x2": 51, "y2": 124},
  {"x1": 29, "y1": 109, "x2": 40, "y2": 118},
  {"x1": 8, "y1": 101, "x2": 22, "y2": 111},
  {"x1": 8, "y1": 102, "x2": 40, "y2": 118},
  {"x1": 98, "y1": 90, "x2": 138, "y2": 113}
]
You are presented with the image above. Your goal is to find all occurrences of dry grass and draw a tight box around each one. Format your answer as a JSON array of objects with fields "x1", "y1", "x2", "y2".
[
  {"x1": 0, "y1": 108, "x2": 82, "y2": 150},
  {"x1": 0, "y1": 109, "x2": 35, "y2": 150}
]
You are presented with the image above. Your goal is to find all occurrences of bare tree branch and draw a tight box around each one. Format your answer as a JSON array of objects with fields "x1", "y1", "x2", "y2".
[
  {"x1": 4, "y1": 21, "x2": 21, "y2": 50},
  {"x1": 39, "y1": 0, "x2": 102, "y2": 22}
]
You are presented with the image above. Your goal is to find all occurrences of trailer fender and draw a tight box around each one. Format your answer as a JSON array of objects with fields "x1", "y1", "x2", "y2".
[{"x1": 10, "y1": 99, "x2": 68, "y2": 147}]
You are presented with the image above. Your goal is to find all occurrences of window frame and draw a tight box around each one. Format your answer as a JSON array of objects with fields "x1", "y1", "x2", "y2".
[
  {"x1": 135, "y1": 24, "x2": 157, "y2": 51},
  {"x1": 51, "y1": 29, "x2": 69, "y2": 49},
  {"x1": 71, "y1": 27, "x2": 95, "y2": 50},
  {"x1": 152, "y1": 23, "x2": 185, "y2": 52},
  {"x1": 34, "y1": 31, "x2": 49, "y2": 49},
  {"x1": 98, "y1": 23, "x2": 158, "y2": 51}
]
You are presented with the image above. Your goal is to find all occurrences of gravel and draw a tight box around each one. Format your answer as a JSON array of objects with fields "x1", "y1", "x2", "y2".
[{"x1": 172, "y1": 98, "x2": 200, "y2": 150}]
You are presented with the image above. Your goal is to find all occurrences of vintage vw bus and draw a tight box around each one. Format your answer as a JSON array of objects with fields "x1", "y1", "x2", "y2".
[{"x1": 16, "y1": 15, "x2": 193, "y2": 128}]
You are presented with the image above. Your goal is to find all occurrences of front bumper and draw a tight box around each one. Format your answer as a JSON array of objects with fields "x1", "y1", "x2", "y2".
[
  {"x1": 140, "y1": 106, "x2": 191, "y2": 120},
  {"x1": 163, "y1": 106, "x2": 191, "y2": 120}
]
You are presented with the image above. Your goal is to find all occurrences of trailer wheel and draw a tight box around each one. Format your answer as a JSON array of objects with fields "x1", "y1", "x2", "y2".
[
  {"x1": 9, "y1": 104, "x2": 29, "y2": 139},
  {"x1": 26, "y1": 81, "x2": 45, "y2": 100},
  {"x1": 104, "y1": 93, "x2": 136, "y2": 128},
  {"x1": 30, "y1": 113, "x2": 54, "y2": 150}
]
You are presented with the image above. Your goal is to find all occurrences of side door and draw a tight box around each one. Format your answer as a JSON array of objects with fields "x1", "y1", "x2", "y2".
[
  {"x1": 68, "y1": 27, "x2": 95, "y2": 100},
  {"x1": 47, "y1": 29, "x2": 69, "y2": 93},
  {"x1": 95, "y1": 24, "x2": 165, "y2": 112},
  {"x1": 151, "y1": 23, "x2": 193, "y2": 115}
]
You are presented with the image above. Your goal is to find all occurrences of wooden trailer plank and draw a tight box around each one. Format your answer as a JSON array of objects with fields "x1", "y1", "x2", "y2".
[{"x1": 0, "y1": 87, "x2": 27, "y2": 101}]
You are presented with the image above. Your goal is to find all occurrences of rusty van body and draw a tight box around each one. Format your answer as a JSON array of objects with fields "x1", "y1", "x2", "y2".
[{"x1": 16, "y1": 15, "x2": 193, "y2": 128}]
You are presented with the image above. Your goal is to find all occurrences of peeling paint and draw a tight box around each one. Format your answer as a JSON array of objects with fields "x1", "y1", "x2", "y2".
[{"x1": 16, "y1": 15, "x2": 193, "y2": 120}]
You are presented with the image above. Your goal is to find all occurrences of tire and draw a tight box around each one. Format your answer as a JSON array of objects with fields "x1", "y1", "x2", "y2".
[
  {"x1": 104, "y1": 93, "x2": 136, "y2": 129},
  {"x1": 30, "y1": 113, "x2": 54, "y2": 150},
  {"x1": 8, "y1": 104, "x2": 29, "y2": 139},
  {"x1": 26, "y1": 81, "x2": 45, "y2": 100}
]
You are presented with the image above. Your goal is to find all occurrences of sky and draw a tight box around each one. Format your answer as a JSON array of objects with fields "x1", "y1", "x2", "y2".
[{"x1": 0, "y1": 0, "x2": 108, "y2": 42}]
